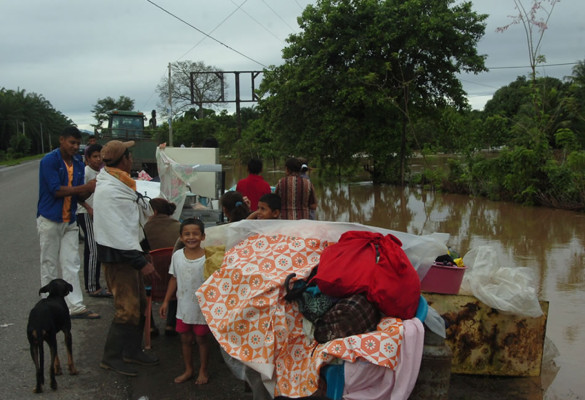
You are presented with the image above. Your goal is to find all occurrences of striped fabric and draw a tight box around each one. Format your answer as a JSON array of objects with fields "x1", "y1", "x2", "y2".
[{"x1": 275, "y1": 175, "x2": 316, "y2": 220}]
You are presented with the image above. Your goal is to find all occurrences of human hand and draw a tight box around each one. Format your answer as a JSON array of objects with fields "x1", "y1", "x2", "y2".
[
  {"x1": 247, "y1": 210, "x2": 259, "y2": 220},
  {"x1": 159, "y1": 302, "x2": 167, "y2": 319},
  {"x1": 243, "y1": 196, "x2": 251, "y2": 209},
  {"x1": 86, "y1": 179, "x2": 96, "y2": 192},
  {"x1": 141, "y1": 262, "x2": 160, "y2": 279}
]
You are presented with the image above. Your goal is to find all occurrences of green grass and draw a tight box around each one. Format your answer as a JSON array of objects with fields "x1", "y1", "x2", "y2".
[{"x1": 0, "y1": 154, "x2": 44, "y2": 166}]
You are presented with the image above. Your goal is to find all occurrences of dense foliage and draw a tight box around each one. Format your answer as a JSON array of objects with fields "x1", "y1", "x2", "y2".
[
  {"x1": 257, "y1": 0, "x2": 487, "y2": 184},
  {"x1": 0, "y1": 88, "x2": 72, "y2": 160}
]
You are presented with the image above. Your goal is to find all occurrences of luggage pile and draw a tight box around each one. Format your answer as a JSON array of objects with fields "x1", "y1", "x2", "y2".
[{"x1": 284, "y1": 231, "x2": 421, "y2": 343}]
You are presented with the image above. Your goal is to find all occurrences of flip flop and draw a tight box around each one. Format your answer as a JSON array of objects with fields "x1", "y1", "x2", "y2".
[
  {"x1": 89, "y1": 288, "x2": 113, "y2": 298},
  {"x1": 71, "y1": 310, "x2": 100, "y2": 319}
]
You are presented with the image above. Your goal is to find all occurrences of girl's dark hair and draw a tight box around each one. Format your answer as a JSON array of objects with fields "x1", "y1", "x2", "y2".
[
  {"x1": 220, "y1": 190, "x2": 251, "y2": 222},
  {"x1": 150, "y1": 198, "x2": 177, "y2": 216},
  {"x1": 180, "y1": 218, "x2": 205, "y2": 235},
  {"x1": 285, "y1": 158, "x2": 302, "y2": 173}
]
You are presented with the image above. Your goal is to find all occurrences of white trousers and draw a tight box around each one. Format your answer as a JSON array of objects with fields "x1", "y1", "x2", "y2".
[{"x1": 37, "y1": 216, "x2": 86, "y2": 314}]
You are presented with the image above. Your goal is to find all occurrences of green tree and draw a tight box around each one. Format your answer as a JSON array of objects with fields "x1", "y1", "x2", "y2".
[
  {"x1": 0, "y1": 88, "x2": 72, "y2": 154},
  {"x1": 156, "y1": 61, "x2": 225, "y2": 121},
  {"x1": 259, "y1": 0, "x2": 487, "y2": 183},
  {"x1": 564, "y1": 60, "x2": 585, "y2": 147},
  {"x1": 91, "y1": 96, "x2": 135, "y2": 129}
]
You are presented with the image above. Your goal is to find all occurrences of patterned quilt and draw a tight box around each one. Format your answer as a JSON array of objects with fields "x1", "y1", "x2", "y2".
[{"x1": 197, "y1": 233, "x2": 403, "y2": 397}]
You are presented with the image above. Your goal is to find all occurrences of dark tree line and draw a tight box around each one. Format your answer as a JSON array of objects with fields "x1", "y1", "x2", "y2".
[{"x1": 0, "y1": 88, "x2": 72, "y2": 159}]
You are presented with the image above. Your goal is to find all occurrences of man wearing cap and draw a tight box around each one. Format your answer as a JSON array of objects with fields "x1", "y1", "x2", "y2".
[
  {"x1": 93, "y1": 140, "x2": 159, "y2": 376},
  {"x1": 37, "y1": 126, "x2": 99, "y2": 319}
]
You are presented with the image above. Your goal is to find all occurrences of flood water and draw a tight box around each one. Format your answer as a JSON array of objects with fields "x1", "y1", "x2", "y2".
[{"x1": 224, "y1": 163, "x2": 585, "y2": 399}]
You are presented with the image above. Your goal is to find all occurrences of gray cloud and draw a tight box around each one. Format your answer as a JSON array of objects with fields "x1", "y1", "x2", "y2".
[{"x1": 1, "y1": 0, "x2": 583, "y2": 130}]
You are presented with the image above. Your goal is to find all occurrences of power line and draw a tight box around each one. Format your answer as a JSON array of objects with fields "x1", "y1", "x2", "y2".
[
  {"x1": 488, "y1": 62, "x2": 578, "y2": 70},
  {"x1": 145, "y1": 0, "x2": 267, "y2": 68},
  {"x1": 231, "y1": 0, "x2": 285, "y2": 43},
  {"x1": 261, "y1": 0, "x2": 295, "y2": 31},
  {"x1": 177, "y1": 0, "x2": 249, "y2": 61}
]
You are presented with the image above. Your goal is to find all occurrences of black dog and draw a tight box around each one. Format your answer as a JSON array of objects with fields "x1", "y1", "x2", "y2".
[{"x1": 27, "y1": 279, "x2": 78, "y2": 393}]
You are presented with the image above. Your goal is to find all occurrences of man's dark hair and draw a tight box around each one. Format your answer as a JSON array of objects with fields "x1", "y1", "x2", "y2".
[
  {"x1": 285, "y1": 158, "x2": 302, "y2": 173},
  {"x1": 88, "y1": 135, "x2": 96, "y2": 140},
  {"x1": 259, "y1": 193, "x2": 281, "y2": 211},
  {"x1": 86, "y1": 143, "x2": 102, "y2": 157},
  {"x1": 61, "y1": 126, "x2": 82, "y2": 140},
  {"x1": 247, "y1": 159, "x2": 263, "y2": 175}
]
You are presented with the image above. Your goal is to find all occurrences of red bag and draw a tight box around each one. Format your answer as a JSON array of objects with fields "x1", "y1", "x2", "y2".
[{"x1": 310, "y1": 231, "x2": 420, "y2": 319}]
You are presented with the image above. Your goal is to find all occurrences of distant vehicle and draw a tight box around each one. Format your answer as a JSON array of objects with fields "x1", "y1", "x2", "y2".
[{"x1": 98, "y1": 110, "x2": 158, "y2": 177}]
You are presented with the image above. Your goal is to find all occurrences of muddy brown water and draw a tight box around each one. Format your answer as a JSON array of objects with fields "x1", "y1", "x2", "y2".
[{"x1": 225, "y1": 163, "x2": 585, "y2": 399}]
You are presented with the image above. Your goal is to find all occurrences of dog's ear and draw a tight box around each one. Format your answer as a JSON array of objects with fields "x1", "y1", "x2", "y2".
[{"x1": 39, "y1": 283, "x2": 50, "y2": 295}]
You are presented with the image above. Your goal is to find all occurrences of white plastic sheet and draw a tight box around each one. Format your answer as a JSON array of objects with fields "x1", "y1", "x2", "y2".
[{"x1": 460, "y1": 246, "x2": 543, "y2": 317}]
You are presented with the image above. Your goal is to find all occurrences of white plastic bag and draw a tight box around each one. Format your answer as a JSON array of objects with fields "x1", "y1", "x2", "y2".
[{"x1": 460, "y1": 246, "x2": 543, "y2": 317}]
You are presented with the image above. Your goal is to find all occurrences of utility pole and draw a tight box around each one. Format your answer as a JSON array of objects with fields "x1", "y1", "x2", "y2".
[
  {"x1": 168, "y1": 62, "x2": 173, "y2": 147},
  {"x1": 189, "y1": 71, "x2": 263, "y2": 138},
  {"x1": 40, "y1": 122, "x2": 45, "y2": 154}
]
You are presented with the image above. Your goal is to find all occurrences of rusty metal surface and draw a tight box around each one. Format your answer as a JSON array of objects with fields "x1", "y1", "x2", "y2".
[{"x1": 424, "y1": 293, "x2": 549, "y2": 377}]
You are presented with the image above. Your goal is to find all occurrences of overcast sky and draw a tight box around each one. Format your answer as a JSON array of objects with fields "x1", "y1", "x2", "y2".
[{"x1": 1, "y1": 0, "x2": 583, "y2": 131}]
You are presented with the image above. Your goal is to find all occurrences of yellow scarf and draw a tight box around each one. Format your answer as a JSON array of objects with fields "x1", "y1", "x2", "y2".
[{"x1": 105, "y1": 167, "x2": 136, "y2": 190}]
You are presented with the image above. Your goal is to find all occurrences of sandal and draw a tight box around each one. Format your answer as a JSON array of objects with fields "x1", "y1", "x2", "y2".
[
  {"x1": 89, "y1": 288, "x2": 113, "y2": 298},
  {"x1": 71, "y1": 309, "x2": 100, "y2": 319}
]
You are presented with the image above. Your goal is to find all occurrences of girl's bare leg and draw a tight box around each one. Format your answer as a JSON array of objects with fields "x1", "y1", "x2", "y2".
[
  {"x1": 174, "y1": 331, "x2": 194, "y2": 384},
  {"x1": 194, "y1": 334, "x2": 210, "y2": 384}
]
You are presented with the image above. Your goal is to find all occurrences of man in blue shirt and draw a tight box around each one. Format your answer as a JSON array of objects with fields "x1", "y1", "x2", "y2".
[{"x1": 37, "y1": 126, "x2": 99, "y2": 319}]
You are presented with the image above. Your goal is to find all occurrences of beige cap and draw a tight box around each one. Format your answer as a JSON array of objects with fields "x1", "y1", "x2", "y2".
[{"x1": 101, "y1": 140, "x2": 135, "y2": 166}]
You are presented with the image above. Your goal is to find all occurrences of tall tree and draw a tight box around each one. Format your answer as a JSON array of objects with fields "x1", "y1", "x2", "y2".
[
  {"x1": 259, "y1": 0, "x2": 487, "y2": 183},
  {"x1": 91, "y1": 96, "x2": 135, "y2": 129},
  {"x1": 156, "y1": 60, "x2": 225, "y2": 120},
  {"x1": 0, "y1": 88, "x2": 71, "y2": 155}
]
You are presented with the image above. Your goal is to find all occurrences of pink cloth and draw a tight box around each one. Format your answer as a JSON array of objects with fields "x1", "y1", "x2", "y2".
[{"x1": 343, "y1": 318, "x2": 424, "y2": 400}]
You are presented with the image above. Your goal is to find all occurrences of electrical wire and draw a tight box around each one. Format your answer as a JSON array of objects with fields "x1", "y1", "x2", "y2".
[
  {"x1": 488, "y1": 62, "x2": 578, "y2": 70},
  {"x1": 145, "y1": 0, "x2": 267, "y2": 68},
  {"x1": 231, "y1": 0, "x2": 285, "y2": 43},
  {"x1": 261, "y1": 0, "x2": 295, "y2": 31},
  {"x1": 177, "y1": 0, "x2": 249, "y2": 61}
]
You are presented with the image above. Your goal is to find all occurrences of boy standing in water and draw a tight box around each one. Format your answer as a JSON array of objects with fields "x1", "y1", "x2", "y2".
[{"x1": 160, "y1": 218, "x2": 210, "y2": 384}]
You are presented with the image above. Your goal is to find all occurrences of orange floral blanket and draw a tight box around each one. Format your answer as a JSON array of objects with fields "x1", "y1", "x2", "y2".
[{"x1": 197, "y1": 234, "x2": 403, "y2": 397}]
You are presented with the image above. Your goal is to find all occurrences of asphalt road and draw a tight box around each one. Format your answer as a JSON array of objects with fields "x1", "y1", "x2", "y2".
[{"x1": 0, "y1": 161, "x2": 250, "y2": 400}]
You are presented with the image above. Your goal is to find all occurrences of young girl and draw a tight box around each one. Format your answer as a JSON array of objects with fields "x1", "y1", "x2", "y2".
[
  {"x1": 220, "y1": 190, "x2": 251, "y2": 222},
  {"x1": 160, "y1": 218, "x2": 210, "y2": 384}
]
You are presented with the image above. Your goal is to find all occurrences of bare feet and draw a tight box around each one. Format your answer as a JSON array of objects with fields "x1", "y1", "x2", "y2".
[
  {"x1": 174, "y1": 370, "x2": 194, "y2": 384},
  {"x1": 195, "y1": 370, "x2": 209, "y2": 385}
]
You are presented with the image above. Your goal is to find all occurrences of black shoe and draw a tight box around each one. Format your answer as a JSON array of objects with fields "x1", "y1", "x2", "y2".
[
  {"x1": 123, "y1": 350, "x2": 159, "y2": 366},
  {"x1": 100, "y1": 360, "x2": 138, "y2": 377}
]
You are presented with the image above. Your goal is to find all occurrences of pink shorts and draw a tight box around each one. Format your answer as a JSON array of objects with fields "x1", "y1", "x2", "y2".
[{"x1": 175, "y1": 318, "x2": 211, "y2": 336}]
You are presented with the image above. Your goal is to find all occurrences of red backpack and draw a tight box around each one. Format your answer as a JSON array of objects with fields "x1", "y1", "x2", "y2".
[{"x1": 310, "y1": 231, "x2": 420, "y2": 319}]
